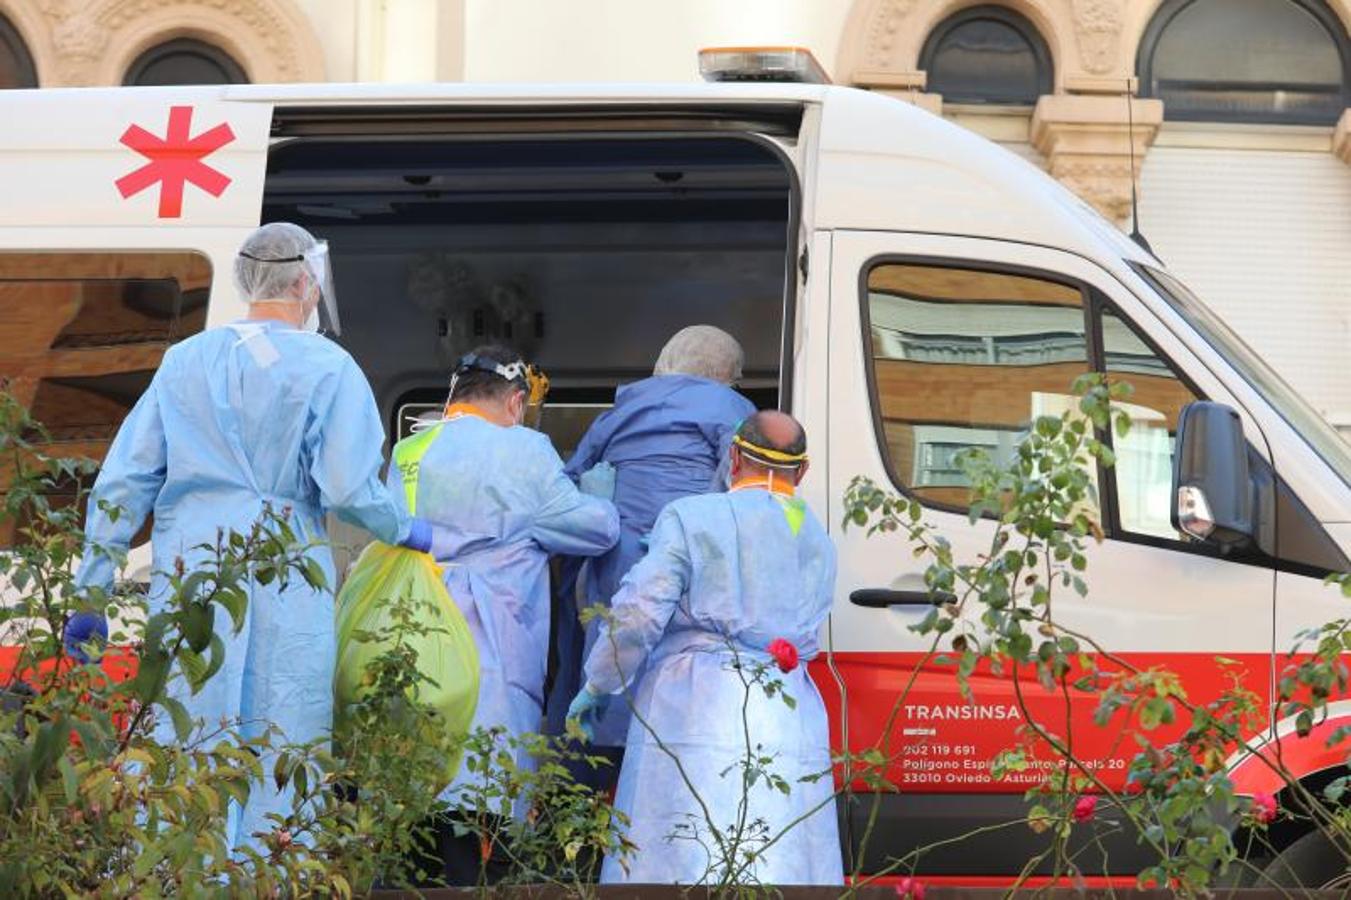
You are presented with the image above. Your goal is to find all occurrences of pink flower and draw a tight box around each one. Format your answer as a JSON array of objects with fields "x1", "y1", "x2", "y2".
[
  {"x1": 895, "y1": 877, "x2": 925, "y2": 900},
  {"x1": 1072, "y1": 795, "x2": 1098, "y2": 823},
  {"x1": 767, "y1": 638, "x2": 799, "y2": 673},
  {"x1": 1251, "y1": 792, "x2": 1278, "y2": 824}
]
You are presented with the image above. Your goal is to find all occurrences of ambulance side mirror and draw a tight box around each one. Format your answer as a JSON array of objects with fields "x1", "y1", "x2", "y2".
[{"x1": 1171, "y1": 401, "x2": 1255, "y2": 548}]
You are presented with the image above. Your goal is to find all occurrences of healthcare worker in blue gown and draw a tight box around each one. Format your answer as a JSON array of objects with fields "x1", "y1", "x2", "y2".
[
  {"x1": 569, "y1": 411, "x2": 842, "y2": 886},
  {"x1": 545, "y1": 325, "x2": 755, "y2": 783},
  {"x1": 386, "y1": 344, "x2": 619, "y2": 885},
  {"x1": 71, "y1": 222, "x2": 435, "y2": 853}
]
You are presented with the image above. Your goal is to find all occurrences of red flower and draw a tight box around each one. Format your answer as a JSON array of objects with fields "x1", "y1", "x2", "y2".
[
  {"x1": 1251, "y1": 792, "x2": 1278, "y2": 824},
  {"x1": 895, "y1": 876, "x2": 925, "y2": 900},
  {"x1": 767, "y1": 638, "x2": 798, "y2": 673},
  {"x1": 1072, "y1": 795, "x2": 1098, "y2": 823}
]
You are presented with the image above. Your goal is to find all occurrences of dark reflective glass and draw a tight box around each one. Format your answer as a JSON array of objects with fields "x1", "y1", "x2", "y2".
[
  {"x1": 922, "y1": 7, "x2": 1052, "y2": 105},
  {"x1": 864, "y1": 263, "x2": 1089, "y2": 510},
  {"x1": 0, "y1": 252, "x2": 211, "y2": 547},
  {"x1": 1142, "y1": 0, "x2": 1350, "y2": 123},
  {"x1": 0, "y1": 13, "x2": 37, "y2": 89},
  {"x1": 124, "y1": 38, "x2": 248, "y2": 86}
]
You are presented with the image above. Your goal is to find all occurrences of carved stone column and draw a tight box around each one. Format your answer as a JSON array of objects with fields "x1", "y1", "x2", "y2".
[
  {"x1": 1335, "y1": 110, "x2": 1351, "y2": 165},
  {"x1": 1031, "y1": 93, "x2": 1163, "y2": 223}
]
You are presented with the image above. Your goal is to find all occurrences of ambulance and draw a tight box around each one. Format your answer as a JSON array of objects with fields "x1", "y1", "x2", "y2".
[{"x1": 1, "y1": 48, "x2": 1347, "y2": 886}]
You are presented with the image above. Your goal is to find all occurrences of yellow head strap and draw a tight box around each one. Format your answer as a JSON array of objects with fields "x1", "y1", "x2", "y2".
[
  {"x1": 526, "y1": 365, "x2": 550, "y2": 407},
  {"x1": 732, "y1": 433, "x2": 808, "y2": 466}
]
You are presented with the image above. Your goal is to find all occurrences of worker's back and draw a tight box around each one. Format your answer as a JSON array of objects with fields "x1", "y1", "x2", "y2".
[
  {"x1": 390, "y1": 409, "x2": 617, "y2": 794},
  {"x1": 646, "y1": 486, "x2": 834, "y2": 661},
  {"x1": 153, "y1": 321, "x2": 364, "y2": 520}
]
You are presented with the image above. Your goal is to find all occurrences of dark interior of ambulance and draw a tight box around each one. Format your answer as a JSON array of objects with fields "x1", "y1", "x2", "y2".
[{"x1": 259, "y1": 134, "x2": 795, "y2": 460}]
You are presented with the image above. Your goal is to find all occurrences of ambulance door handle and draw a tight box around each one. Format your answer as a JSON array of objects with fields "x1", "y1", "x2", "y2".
[{"x1": 849, "y1": 588, "x2": 955, "y2": 608}]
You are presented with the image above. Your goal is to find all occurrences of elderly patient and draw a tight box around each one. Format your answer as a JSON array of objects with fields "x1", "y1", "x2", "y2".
[{"x1": 546, "y1": 325, "x2": 755, "y2": 785}]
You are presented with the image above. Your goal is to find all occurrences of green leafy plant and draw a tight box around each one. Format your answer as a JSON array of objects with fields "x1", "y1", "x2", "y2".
[
  {"x1": 0, "y1": 388, "x2": 472, "y2": 897},
  {"x1": 450, "y1": 725, "x2": 633, "y2": 894}
]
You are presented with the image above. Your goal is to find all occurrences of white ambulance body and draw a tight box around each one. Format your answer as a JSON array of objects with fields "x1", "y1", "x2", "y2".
[{"x1": 1, "y1": 78, "x2": 1347, "y2": 881}]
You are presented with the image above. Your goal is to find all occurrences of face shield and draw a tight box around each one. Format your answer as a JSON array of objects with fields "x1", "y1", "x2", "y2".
[
  {"x1": 302, "y1": 240, "x2": 339, "y2": 335},
  {"x1": 238, "y1": 238, "x2": 339, "y2": 335}
]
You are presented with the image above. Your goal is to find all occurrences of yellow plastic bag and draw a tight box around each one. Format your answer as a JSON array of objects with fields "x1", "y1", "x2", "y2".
[{"x1": 333, "y1": 542, "x2": 479, "y2": 785}]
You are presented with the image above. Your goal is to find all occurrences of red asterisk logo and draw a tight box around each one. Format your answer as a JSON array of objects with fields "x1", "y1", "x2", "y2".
[{"x1": 115, "y1": 106, "x2": 236, "y2": 219}]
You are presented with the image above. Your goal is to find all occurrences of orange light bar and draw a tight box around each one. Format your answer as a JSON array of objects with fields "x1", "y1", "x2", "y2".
[{"x1": 698, "y1": 46, "x2": 830, "y2": 85}]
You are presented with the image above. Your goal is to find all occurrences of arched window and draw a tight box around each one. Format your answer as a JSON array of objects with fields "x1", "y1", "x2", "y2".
[
  {"x1": 0, "y1": 13, "x2": 37, "y2": 88},
  {"x1": 124, "y1": 38, "x2": 248, "y2": 86},
  {"x1": 919, "y1": 6, "x2": 1054, "y2": 105},
  {"x1": 1139, "y1": 0, "x2": 1351, "y2": 125}
]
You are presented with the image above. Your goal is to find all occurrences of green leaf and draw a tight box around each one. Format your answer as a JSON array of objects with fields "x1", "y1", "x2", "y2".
[
  {"x1": 32, "y1": 716, "x2": 70, "y2": 781},
  {"x1": 293, "y1": 762, "x2": 309, "y2": 801},
  {"x1": 201, "y1": 632, "x2": 226, "y2": 686},
  {"x1": 180, "y1": 601, "x2": 214, "y2": 654},
  {"x1": 301, "y1": 557, "x2": 328, "y2": 592},
  {"x1": 178, "y1": 646, "x2": 209, "y2": 694},
  {"x1": 57, "y1": 755, "x2": 79, "y2": 806},
  {"x1": 132, "y1": 841, "x2": 165, "y2": 879},
  {"x1": 177, "y1": 571, "x2": 211, "y2": 606},
  {"x1": 274, "y1": 752, "x2": 292, "y2": 791},
  {"x1": 217, "y1": 587, "x2": 248, "y2": 633},
  {"x1": 160, "y1": 695, "x2": 194, "y2": 744},
  {"x1": 130, "y1": 647, "x2": 172, "y2": 704},
  {"x1": 72, "y1": 719, "x2": 113, "y2": 761}
]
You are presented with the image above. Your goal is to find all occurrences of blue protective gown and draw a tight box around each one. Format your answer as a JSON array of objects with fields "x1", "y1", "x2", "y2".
[
  {"x1": 583, "y1": 484, "x2": 841, "y2": 885},
  {"x1": 386, "y1": 409, "x2": 619, "y2": 804},
  {"x1": 549, "y1": 375, "x2": 754, "y2": 745},
  {"x1": 75, "y1": 320, "x2": 411, "y2": 851}
]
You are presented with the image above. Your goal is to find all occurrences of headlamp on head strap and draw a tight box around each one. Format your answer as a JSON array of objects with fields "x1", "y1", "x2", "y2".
[
  {"x1": 454, "y1": 353, "x2": 528, "y2": 384},
  {"x1": 732, "y1": 434, "x2": 808, "y2": 469},
  {"x1": 447, "y1": 353, "x2": 550, "y2": 428}
]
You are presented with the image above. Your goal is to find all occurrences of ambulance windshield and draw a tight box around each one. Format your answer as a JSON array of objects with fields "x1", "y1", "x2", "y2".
[{"x1": 1137, "y1": 263, "x2": 1351, "y2": 490}]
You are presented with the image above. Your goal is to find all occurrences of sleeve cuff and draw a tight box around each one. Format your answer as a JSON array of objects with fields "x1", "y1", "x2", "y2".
[{"x1": 403, "y1": 518, "x2": 433, "y2": 553}]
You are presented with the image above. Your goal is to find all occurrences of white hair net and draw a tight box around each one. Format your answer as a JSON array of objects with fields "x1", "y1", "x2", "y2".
[
  {"x1": 652, "y1": 325, "x2": 744, "y2": 384},
  {"x1": 233, "y1": 222, "x2": 318, "y2": 303}
]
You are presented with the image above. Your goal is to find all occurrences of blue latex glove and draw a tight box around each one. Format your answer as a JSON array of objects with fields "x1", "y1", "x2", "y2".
[
  {"x1": 63, "y1": 611, "x2": 108, "y2": 663},
  {"x1": 399, "y1": 518, "x2": 433, "y2": 553},
  {"x1": 578, "y1": 462, "x2": 616, "y2": 500},
  {"x1": 566, "y1": 683, "x2": 610, "y2": 742}
]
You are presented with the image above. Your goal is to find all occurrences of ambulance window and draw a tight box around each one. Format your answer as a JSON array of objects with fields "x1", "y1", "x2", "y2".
[
  {"x1": 864, "y1": 262, "x2": 1091, "y2": 510},
  {"x1": 1099, "y1": 306, "x2": 1199, "y2": 541},
  {"x1": 0, "y1": 252, "x2": 211, "y2": 547}
]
